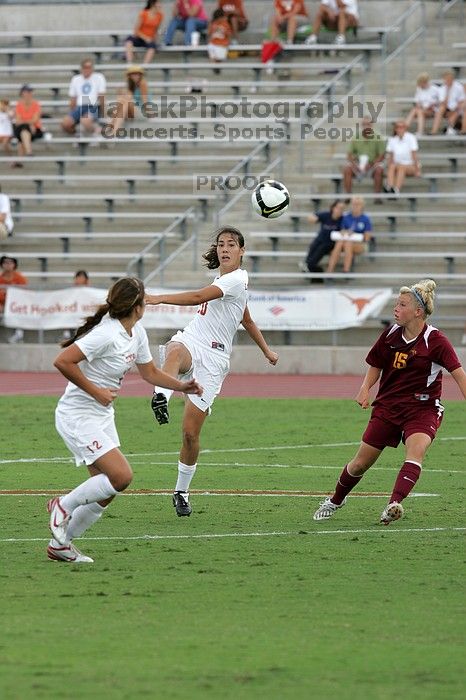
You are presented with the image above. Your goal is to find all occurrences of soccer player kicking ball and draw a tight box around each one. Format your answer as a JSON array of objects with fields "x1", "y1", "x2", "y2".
[
  {"x1": 145, "y1": 226, "x2": 279, "y2": 517},
  {"x1": 313, "y1": 279, "x2": 466, "y2": 525},
  {"x1": 48, "y1": 277, "x2": 202, "y2": 563}
]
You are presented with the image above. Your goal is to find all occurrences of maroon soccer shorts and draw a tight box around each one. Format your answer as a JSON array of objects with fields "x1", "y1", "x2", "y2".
[{"x1": 362, "y1": 404, "x2": 444, "y2": 450}]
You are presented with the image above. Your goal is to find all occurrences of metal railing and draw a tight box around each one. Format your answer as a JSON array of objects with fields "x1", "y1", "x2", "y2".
[
  {"x1": 380, "y1": 1, "x2": 427, "y2": 88},
  {"x1": 126, "y1": 208, "x2": 197, "y2": 285},
  {"x1": 438, "y1": 0, "x2": 465, "y2": 43},
  {"x1": 215, "y1": 154, "x2": 283, "y2": 225}
]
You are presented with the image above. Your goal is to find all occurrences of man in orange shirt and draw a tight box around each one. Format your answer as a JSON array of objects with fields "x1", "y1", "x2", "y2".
[
  {"x1": 125, "y1": 0, "x2": 164, "y2": 64},
  {"x1": 0, "y1": 255, "x2": 28, "y2": 343},
  {"x1": 270, "y1": 0, "x2": 309, "y2": 44},
  {"x1": 217, "y1": 0, "x2": 248, "y2": 43}
]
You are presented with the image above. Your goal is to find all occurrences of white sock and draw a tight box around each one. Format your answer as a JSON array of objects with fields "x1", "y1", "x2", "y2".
[
  {"x1": 60, "y1": 473, "x2": 118, "y2": 514},
  {"x1": 155, "y1": 386, "x2": 173, "y2": 402},
  {"x1": 66, "y1": 502, "x2": 105, "y2": 541},
  {"x1": 175, "y1": 461, "x2": 197, "y2": 492}
]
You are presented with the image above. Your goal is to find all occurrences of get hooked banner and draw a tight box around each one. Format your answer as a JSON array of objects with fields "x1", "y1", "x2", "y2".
[{"x1": 3, "y1": 286, "x2": 392, "y2": 331}]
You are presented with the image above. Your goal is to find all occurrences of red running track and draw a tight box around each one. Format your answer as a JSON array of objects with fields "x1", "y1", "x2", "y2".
[{"x1": 0, "y1": 372, "x2": 462, "y2": 400}]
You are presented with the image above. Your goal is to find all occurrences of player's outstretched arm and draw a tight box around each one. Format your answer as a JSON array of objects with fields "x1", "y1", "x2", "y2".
[
  {"x1": 145, "y1": 285, "x2": 222, "y2": 307},
  {"x1": 356, "y1": 365, "x2": 382, "y2": 409},
  {"x1": 450, "y1": 366, "x2": 466, "y2": 399},
  {"x1": 241, "y1": 305, "x2": 279, "y2": 365}
]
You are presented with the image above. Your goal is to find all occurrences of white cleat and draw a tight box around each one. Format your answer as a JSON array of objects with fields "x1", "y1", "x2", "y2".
[
  {"x1": 47, "y1": 541, "x2": 94, "y2": 563},
  {"x1": 380, "y1": 501, "x2": 404, "y2": 525},
  {"x1": 47, "y1": 497, "x2": 71, "y2": 545},
  {"x1": 305, "y1": 34, "x2": 317, "y2": 45},
  {"x1": 313, "y1": 496, "x2": 346, "y2": 521}
]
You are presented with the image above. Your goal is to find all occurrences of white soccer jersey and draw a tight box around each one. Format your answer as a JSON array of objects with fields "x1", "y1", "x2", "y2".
[
  {"x1": 181, "y1": 268, "x2": 248, "y2": 357},
  {"x1": 57, "y1": 316, "x2": 152, "y2": 419}
]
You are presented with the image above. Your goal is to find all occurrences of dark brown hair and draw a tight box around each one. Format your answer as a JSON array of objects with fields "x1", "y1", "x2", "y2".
[
  {"x1": 61, "y1": 277, "x2": 145, "y2": 347},
  {"x1": 202, "y1": 226, "x2": 245, "y2": 269}
]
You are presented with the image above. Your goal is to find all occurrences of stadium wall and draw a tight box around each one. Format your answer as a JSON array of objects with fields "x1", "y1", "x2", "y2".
[{"x1": 1, "y1": 344, "x2": 465, "y2": 374}]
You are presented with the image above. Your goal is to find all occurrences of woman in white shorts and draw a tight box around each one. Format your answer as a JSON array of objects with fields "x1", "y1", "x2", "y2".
[
  {"x1": 48, "y1": 276, "x2": 202, "y2": 563},
  {"x1": 145, "y1": 226, "x2": 279, "y2": 518}
]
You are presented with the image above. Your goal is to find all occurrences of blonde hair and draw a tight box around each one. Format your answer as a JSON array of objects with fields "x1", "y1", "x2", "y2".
[
  {"x1": 417, "y1": 72, "x2": 429, "y2": 85},
  {"x1": 399, "y1": 279, "x2": 436, "y2": 317}
]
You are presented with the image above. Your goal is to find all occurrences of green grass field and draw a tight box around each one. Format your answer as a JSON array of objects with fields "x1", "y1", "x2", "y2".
[{"x1": 0, "y1": 396, "x2": 464, "y2": 700}]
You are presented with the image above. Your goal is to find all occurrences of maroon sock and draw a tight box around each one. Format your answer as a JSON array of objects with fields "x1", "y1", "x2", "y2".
[
  {"x1": 390, "y1": 461, "x2": 421, "y2": 503},
  {"x1": 331, "y1": 465, "x2": 362, "y2": 505}
]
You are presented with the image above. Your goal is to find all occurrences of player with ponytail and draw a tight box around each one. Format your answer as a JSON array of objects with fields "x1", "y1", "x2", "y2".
[
  {"x1": 47, "y1": 277, "x2": 202, "y2": 563},
  {"x1": 313, "y1": 279, "x2": 466, "y2": 525}
]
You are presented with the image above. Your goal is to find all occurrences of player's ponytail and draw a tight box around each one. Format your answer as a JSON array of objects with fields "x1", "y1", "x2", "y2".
[
  {"x1": 203, "y1": 226, "x2": 245, "y2": 269},
  {"x1": 61, "y1": 303, "x2": 109, "y2": 348},
  {"x1": 399, "y1": 279, "x2": 436, "y2": 317},
  {"x1": 61, "y1": 277, "x2": 145, "y2": 348}
]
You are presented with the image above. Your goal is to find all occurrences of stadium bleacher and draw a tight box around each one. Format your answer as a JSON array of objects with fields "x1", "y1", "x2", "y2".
[{"x1": 0, "y1": 0, "x2": 465, "y2": 352}]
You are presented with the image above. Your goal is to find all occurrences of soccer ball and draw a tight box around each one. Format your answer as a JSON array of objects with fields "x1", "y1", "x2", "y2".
[{"x1": 251, "y1": 180, "x2": 290, "y2": 219}]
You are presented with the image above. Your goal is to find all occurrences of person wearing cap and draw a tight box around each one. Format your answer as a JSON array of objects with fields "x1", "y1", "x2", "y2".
[
  {"x1": 107, "y1": 65, "x2": 149, "y2": 138},
  {"x1": 0, "y1": 255, "x2": 27, "y2": 343},
  {"x1": 12, "y1": 85, "x2": 43, "y2": 165},
  {"x1": 62, "y1": 58, "x2": 106, "y2": 138},
  {"x1": 126, "y1": 0, "x2": 164, "y2": 64}
]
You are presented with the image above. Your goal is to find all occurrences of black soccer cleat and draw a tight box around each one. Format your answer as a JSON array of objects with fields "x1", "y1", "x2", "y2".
[
  {"x1": 151, "y1": 392, "x2": 169, "y2": 425},
  {"x1": 173, "y1": 491, "x2": 192, "y2": 517}
]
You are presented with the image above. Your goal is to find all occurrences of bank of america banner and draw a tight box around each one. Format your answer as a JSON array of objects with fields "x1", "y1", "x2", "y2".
[{"x1": 4, "y1": 286, "x2": 392, "y2": 331}]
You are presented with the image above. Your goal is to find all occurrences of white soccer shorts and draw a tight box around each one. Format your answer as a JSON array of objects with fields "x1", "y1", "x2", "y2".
[
  {"x1": 55, "y1": 409, "x2": 120, "y2": 466},
  {"x1": 168, "y1": 330, "x2": 230, "y2": 412}
]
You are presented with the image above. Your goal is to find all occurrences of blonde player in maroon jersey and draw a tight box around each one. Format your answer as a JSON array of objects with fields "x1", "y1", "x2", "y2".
[
  {"x1": 145, "y1": 226, "x2": 279, "y2": 517},
  {"x1": 314, "y1": 279, "x2": 466, "y2": 525}
]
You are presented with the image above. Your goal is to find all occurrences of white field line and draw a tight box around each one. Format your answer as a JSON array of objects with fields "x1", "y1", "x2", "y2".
[
  {"x1": 0, "y1": 491, "x2": 439, "y2": 498},
  {"x1": 1, "y1": 526, "x2": 465, "y2": 544},
  {"x1": 0, "y1": 434, "x2": 464, "y2": 466},
  {"x1": 0, "y1": 457, "x2": 463, "y2": 474}
]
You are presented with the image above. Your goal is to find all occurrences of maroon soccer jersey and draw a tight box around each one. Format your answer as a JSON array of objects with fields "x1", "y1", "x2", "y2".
[{"x1": 366, "y1": 323, "x2": 461, "y2": 415}]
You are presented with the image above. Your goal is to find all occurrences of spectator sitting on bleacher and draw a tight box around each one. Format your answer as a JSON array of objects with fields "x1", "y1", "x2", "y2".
[
  {"x1": 125, "y1": 0, "x2": 164, "y2": 64},
  {"x1": 326, "y1": 196, "x2": 372, "y2": 274},
  {"x1": 61, "y1": 270, "x2": 90, "y2": 342},
  {"x1": 405, "y1": 72, "x2": 440, "y2": 136},
  {"x1": 217, "y1": 0, "x2": 248, "y2": 44},
  {"x1": 0, "y1": 255, "x2": 27, "y2": 344},
  {"x1": 164, "y1": 0, "x2": 208, "y2": 47},
  {"x1": 306, "y1": 0, "x2": 359, "y2": 46},
  {"x1": 0, "y1": 186, "x2": 14, "y2": 239},
  {"x1": 12, "y1": 86, "x2": 43, "y2": 165},
  {"x1": 207, "y1": 9, "x2": 232, "y2": 65},
  {"x1": 430, "y1": 69, "x2": 465, "y2": 136},
  {"x1": 302, "y1": 199, "x2": 345, "y2": 280},
  {"x1": 343, "y1": 116, "x2": 385, "y2": 202},
  {"x1": 384, "y1": 121, "x2": 421, "y2": 197},
  {"x1": 61, "y1": 58, "x2": 106, "y2": 140},
  {"x1": 108, "y1": 66, "x2": 149, "y2": 138},
  {"x1": 0, "y1": 99, "x2": 13, "y2": 156},
  {"x1": 270, "y1": 0, "x2": 309, "y2": 46}
]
